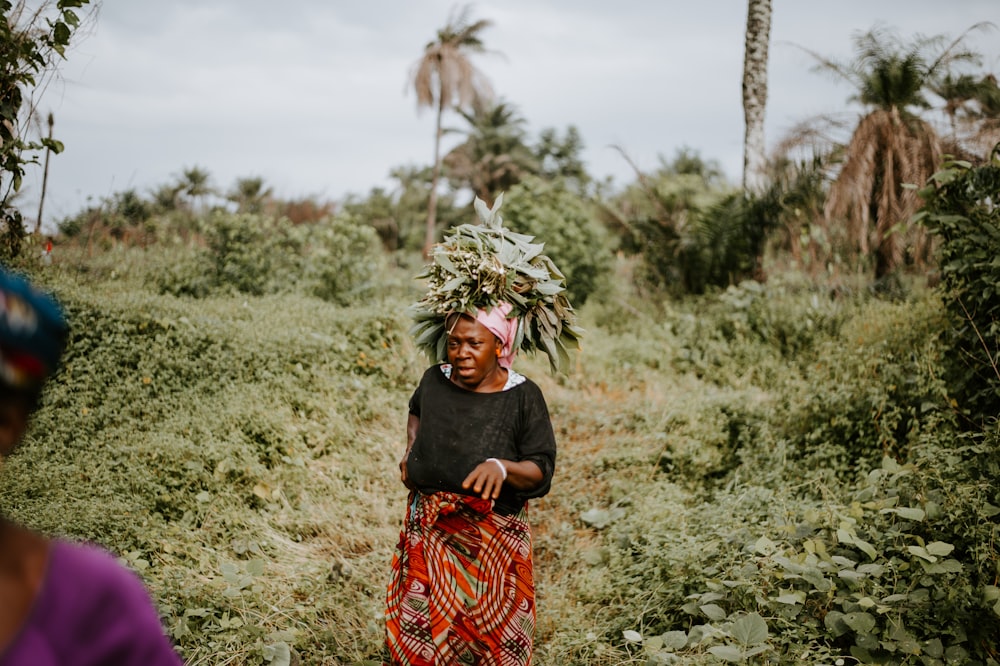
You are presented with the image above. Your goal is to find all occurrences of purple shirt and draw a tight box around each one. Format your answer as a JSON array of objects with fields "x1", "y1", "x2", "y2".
[{"x1": 1, "y1": 540, "x2": 182, "y2": 666}]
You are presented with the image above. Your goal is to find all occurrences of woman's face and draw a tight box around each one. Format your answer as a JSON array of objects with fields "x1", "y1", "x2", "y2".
[{"x1": 446, "y1": 315, "x2": 502, "y2": 390}]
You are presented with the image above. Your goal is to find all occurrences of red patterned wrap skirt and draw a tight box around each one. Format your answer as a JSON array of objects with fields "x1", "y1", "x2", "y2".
[{"x1": 385, "y1": 491, "x2": 535, "y2": 665}]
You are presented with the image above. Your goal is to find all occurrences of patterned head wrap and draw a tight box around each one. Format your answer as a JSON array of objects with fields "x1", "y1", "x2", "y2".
[
  {"x1": 0, "y1": 269, "x2": 67, "y2": 392},
  {"x1": 474, "y1": 301, "x2": 518, "y2": 369}
]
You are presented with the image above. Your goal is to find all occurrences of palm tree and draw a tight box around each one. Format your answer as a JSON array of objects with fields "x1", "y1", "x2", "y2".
[
  {"x1": 535, "y1": 125, "x2": 590, "y2": 190},
  {"x1": 227, "y1": 176, "x2": 273, "y2": 214},
  {"x1": 443, "y1": 100, "x2": 538, "y2": 203},
  {"x1": 810, "y1": 24, "x2": 985, "y2": 278},
  {"x1": 410, "y1": 5, "x2": 494, "y2": 258},
  {"x1": 933, "y1": 72, "x2": 1000, "y2": 160},
  {"x1": 178, "y1": 165, "x2": 213, "y2": 213},
  {"x1": 742, "y1": 0, "x2": 771, "y2": 194}
]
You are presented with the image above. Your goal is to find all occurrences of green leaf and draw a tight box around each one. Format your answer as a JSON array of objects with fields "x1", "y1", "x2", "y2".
[
  {"x1": 579, "y1": 508, "x2": 614, "y2": 529},
  {"x1": 881, "y1": 506, "x2": 925, "y2": 521},
  {"x1": 707, "y1": 646, "x2": 745, "y2": 662},
  {"x1": 660, "y1": 631, "x2": 687, "y2": 651},
  {"x1": 843, "y1": 611, "x2": 877, "y2": 634},
  {"x1": 824, "y1": 611, "x2": 849, "y2": 637},
  {"x1": 753, "y1": 536, "x2": 776, "y2": 555},
  {"x1": 262, "y1": 642, "x2": 291, "y2": 666},
  {"x1": 852, "y1": 537, "x2": 877, "y2": 561},
  {"x1": 908, "y1": 545, "x2": 935, "y2": 562},
  {"x1": 925, "y1": 541, "x2": 954, "y2": 557},
  {"x1": 622, "y1": 630, "x2": 642, "y2": 643},
  {"x1": 922, "y1": 559, "x2": 963, "y2": 574},
  {"x1": 699, "y1": 603, "x2": 727, "y2": 621},
  {"x1": 731, "y1": 613, "x2": 768, "y2": 646},
  {"x1": 775, "y1": 592, "x2": 805, "y2": 605}
]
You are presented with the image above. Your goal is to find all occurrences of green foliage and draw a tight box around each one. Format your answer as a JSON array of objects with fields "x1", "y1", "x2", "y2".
[
  {"x1": 156, "y1": 211, "x2": 383, "y2": 305},
  {"x1": 3, "y1": 273, "x2": 415, "y2": 664},
  {"x1": 443, "y1": 100, "x2": 539, "y2": 200},
  {"x1": 6, "y1": 235, "x2": 999, "y2": 664},
  {"x1": 610, "y1": 446, "x2": 1000, "y2": 664},
  {"x1": 603, "y1": 149, "x2": 739, "y2": 295},
  {"x1": 563, "y1": 281, "x2": 998, "y2": 664},
  {"x1": 534, "y1": 125, "x2": 590, "y2": 189},
  {"x1": 408, "y1": 194, "x2": 583, "y2": 372},
  {"x1": 915, "y1": 150, "x2": 1000, "y2": 424},
  {"x1": 781, "y1": 295, "x2": 953, "y2": 478},
  {"x1": 501, "y1": 175, "x2": 612, "y2": 306},
  {"x1": 0, "y1": 0, "x2": 92, "y2": 257}
]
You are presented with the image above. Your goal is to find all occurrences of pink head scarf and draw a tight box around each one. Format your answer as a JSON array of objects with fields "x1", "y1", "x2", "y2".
[{"x1": 474, "y1": 301, "x2": 518, "y2": 369}]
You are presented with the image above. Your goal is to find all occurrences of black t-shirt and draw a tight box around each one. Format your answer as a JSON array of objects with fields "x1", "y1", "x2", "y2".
[{"x1": 406, "y1": 365, "x2": 557, "y2": 514}]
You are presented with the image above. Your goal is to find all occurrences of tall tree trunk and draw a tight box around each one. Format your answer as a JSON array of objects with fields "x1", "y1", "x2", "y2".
[
  {"x1": 742, "y1": 0, "x2": 772, "y2": 194},
  {"x1": 423, "y1": 97, "x2": 446, "y2": 259},
  {"x1": 35, "y1": 112, "x2": 54, "y2": 235}
]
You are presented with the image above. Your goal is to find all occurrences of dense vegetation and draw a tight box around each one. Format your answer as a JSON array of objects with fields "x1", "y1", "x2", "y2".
[
  {"x1": 2, "y1": 4, "x2": 1000, "y2": 664},
  {"x1": 1, "y1": 150, "x2": 998, "y2": 663}
]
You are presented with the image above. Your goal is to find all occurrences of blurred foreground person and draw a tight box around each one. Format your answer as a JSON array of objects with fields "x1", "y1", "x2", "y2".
[{"x1": 0, "y1": 268, "x2": 182, "y2": 665}]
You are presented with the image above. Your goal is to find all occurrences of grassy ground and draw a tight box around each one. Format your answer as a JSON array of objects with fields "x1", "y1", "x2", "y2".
[{"x1": 3, "y1": 246, "x2": 994, "y2": 665}]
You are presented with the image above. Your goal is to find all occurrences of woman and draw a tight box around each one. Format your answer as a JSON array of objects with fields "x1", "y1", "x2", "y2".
[
  {"x1": 0, "y1": 269, "x2": 182, "y2": 666},
  {"x1": 385, "y1": 303, "x2": 557, "y2": 665}
]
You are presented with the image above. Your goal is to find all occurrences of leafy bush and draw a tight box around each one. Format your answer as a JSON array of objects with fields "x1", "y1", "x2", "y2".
[
  {"x1": 779, "y1": 294, "x2": 952, "y2": 480},
  {"x1": 916, "y1": 152, "x2": 1000, "y2": 425},
  {"x1": 605, "y1": 427, "x2": 1000, "y2": 664},
  {"x1": 2, "y1": 276, "x2": 416, "y2": 664},
  {"x1": 600, "y1": 151, "x2": 737, "y2": 296},
  {"x1": 502, "y1": 175, "x2": 612, "y2": 306},
  {"x1": 155, "y1": 211, "x2": 382, "y2": 305},
  {"x1": 7, "y1": 225, "x2": 998, "y2": 664}
]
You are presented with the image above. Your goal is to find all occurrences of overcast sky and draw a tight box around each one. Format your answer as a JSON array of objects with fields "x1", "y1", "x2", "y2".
[{"x1": 24, "y1": 0, "x2": 1000, "y2": 225}]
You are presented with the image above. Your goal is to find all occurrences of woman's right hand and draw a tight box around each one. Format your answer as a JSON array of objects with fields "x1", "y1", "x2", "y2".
[{"x1": 399, "y1": 456, "x2": 415, "y2": 490}]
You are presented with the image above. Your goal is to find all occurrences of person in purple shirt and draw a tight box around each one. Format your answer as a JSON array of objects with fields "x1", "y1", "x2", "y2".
[{"x1": 0, "y1": 268, "x2": 182, "y2": 666}]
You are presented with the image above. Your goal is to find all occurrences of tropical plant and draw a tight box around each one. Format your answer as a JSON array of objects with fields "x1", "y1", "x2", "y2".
[
  {"x1": 177, "y1": 165, "x2": 214, "y2": 213},
  {"x1": 534, "y1": 125, "x2": 590, "y2": 190},
  {"x1": 156, "y1": 211, "x2": 382, "y2": 305},
  {"x1": 443, "y1": 99, "x2": 538, "y2": 203},
  {"x1": 741, "y1": 0, "x2": 771, "y2": 194},
  {"x1": 227, "y1": 176, "x2": 273, "y2": 215},
  {"x1": 932, "y1": 71, "x2": 1000, "y2": 161},
  {"x1": 0, "y1": 0, "x2": 92, "y2": 257},
  {"x1": 805, "y1": 24, "x2": 987, "y2": 278},
  {"x1": 410, "y1": 4, "x2": 494, "y2": 258},
  {"x1": 408, "y1": 194, "x2": 583, "y2": 372},
  {"x1": 761, "y1": 156, "x2": 830, "y2": 275},
  {"x1": 602, "y1": 147, "x2": 736, "y2": 295},
  {"x1": 501, "y1": 175, "x2": 611, "y2": 306},
  {"x1": 915, "y1": 147, "x2": 1000, "y2": 425}
]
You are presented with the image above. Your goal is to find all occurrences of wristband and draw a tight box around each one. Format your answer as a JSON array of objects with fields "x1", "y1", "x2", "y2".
[{"x1": 485, "y1": 457, "x2": 507, "y2": 481}]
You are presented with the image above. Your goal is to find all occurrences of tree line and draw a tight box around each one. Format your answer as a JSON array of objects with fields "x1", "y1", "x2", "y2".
[{"x1": 2, "y1": 2, "x2": 998, "y2": 297}]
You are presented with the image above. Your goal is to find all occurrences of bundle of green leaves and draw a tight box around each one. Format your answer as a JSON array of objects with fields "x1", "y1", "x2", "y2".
[{"x1": 408, "y1": 194, "x2": 583, "y2": 372}]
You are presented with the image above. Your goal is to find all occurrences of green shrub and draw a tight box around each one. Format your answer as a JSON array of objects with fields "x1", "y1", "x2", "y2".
[
  {"x1": 155, "y1": 212, "x2": 382, "y2": 305},
  {"x1": 779, "y1": 294, "x2": 952, "y2": 480},
  {"x1": 502, "y1": 175, "x2": 612, "y2": 306},
  {"x1": 916, "y1": 152, "x2": 1000, "y2": 425},
  {"x1": 2, "y1": 277, "x2": 416, "y2": 664},
  {"x1": 295, "y1": 213, "x2": 382, "y2": 305}
]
